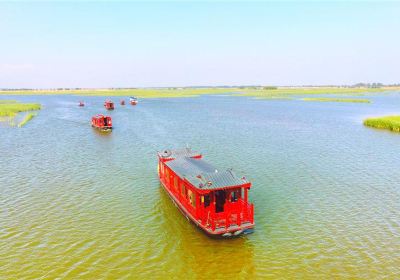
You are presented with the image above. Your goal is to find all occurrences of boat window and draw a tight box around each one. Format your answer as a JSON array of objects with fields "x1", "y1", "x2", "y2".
[
  {"x1": 188, "y1": 190, "x2": 195, "y2": 208},
  {"x1": 204, "y1": 194, "x2": 210, "y2": 207},
  {"x1": 215, "y1": 190, "x2": 226, "y2": 213},
  {"x1": 231, "y1": 190, "x2": 239, "y2": 202},
  {"x1": 165, "y1": 169, "x2": 169, "y2": 183},
  {"x1": 180, "y1": 182, "x2": 185, "y2": 197},
  {"x1": 174, "y1": 177, "x2": 178, "y2": 191}
]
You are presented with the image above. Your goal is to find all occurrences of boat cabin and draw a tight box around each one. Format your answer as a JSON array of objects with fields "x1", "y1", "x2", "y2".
[
  {"x1": 129, "y1": 97, "x2": 138, "y2": 105},
  {"x1": 158, "y1": 148, "x2": 254, "y2": 237},
  {"x1": 104, "y1": 100, "x2": 114, "y2": 110},
  {"x1": 91, "y1": 114, "x2": 112, "y2": 131}
]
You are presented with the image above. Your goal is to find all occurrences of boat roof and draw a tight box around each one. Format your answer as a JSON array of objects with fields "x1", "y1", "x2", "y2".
[
  {"x1": 158, "y1": 148, "x2": 201, "y2": 159},
  {"x1": 165, "y1": 156, "x2": 249, "y2": 190},
  {"x1": 94, "y1": 114, "x2": 109, "y2": 118}
]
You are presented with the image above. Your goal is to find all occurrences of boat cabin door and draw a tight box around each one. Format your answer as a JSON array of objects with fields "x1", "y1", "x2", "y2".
[{"x1": 215, "y1": 190, "x2": 226, "y2": 213}]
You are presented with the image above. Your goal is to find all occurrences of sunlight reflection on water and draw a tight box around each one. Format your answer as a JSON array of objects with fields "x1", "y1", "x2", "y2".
[{"x1": 1, "y1": 93, "x2": 400, "y2": 278}]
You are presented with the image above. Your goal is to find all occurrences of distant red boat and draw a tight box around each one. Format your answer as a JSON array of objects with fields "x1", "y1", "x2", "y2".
[
  {"x1": 92, "y1": 114, "x2": 112, "y2": 131},
  {"x1": 79, "y1": 101, "x2": 84, "y2": 107},
  {"x1": 104, "y1": 100, "x2": 114, "y2": 110},
  {"x1": 129, "y1": 97, "x2": 138, "y2": 105},
  {"x1": 120, "y1": 100, "x2": 125, "y2": 105},
  {"x1": 158, "y1": 148, "x2": 255, "y2": 237}
]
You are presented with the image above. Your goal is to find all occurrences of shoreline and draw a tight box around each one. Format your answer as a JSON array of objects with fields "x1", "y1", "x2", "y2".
[{"x1": 1, "y1": 86, "x2": 399, "y2": 99}]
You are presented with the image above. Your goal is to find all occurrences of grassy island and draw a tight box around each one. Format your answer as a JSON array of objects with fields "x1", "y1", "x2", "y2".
[
  {"x1": 0, "y1": 100, "x2": 41, "y2": 127},
  {"x1": 18, "y1": 113, "x2": 37, "y2": 127},
  {"x1": 238, "y1": 86, "x2": 395, "y2": 99},
  {"x1": 364, "y1": 116, "x2": 400, "y2": 132},
  {"x1": 0, "y1": 101, "x2": 41, "y2": 117},
  {"x1": 302, "y1": 97, "x2": 371, "y2": 103}
]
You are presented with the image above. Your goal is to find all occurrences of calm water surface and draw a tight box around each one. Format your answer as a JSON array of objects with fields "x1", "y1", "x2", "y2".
[{"x1": 1, "y1": 94, "x2": 400, "y2": 279}]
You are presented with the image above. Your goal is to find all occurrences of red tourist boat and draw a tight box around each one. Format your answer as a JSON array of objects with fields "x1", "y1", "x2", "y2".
[
  {"x1": 91, "y1": 114, "x2": 112, "y2": 131},
  {"x1": 104, "y1": 100, "x2": 114, "y2": 110},
  {"x1": 129, "y1": 97, "x2": 138, "y2": 105},
  {"x1": 120, "y1": 100, "x2": 125, "y2": 105},
  {"x1": 158, "y1": 148, "x2": 255, "y2": 237},
  {"x1": 79, "y1": 101, "x2": 84, "y2": 107}
]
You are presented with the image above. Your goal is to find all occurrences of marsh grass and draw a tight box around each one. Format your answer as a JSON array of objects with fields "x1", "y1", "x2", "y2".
[
  {"x1": 0, "y1": 102, "x2": 41, "y2": 117},
  {"x1": 18, "y1": 113, "x2": 36, "y2": 127},
  {"x1": 0, "y1": 88, "x2": 242, "y2": 98},
  {"x1": 0, "y1": 100, "x2": 40, "y2": 127},
  {"x1": 364, "y1": 116, "x2": 400, "y2": 132},
  {"x1": 1, "y1": 86, "x2": 397, "y2": 99},
  {"x1": 0, "y1": 99, "x2": 18, "y2": 103},
  {"x1": 254, "y1": 96, "x2": 294, "y2": 100},
  {"x1": 240, "y1": 87, "x2": 392, "y2": 99},
  {"x1": 301, "y1": 97, "x2": 371, "y2": 103}
]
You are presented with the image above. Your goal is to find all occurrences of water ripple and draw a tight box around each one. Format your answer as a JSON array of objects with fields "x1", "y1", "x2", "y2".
[{"x1": 0, "y1": 94, "x2": 400, "y2": 278}]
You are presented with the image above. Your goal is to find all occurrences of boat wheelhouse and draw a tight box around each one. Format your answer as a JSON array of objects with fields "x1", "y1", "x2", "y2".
[
  {"x1": 158, "y1": 148, "x2": 255, "y2": 237},
  {"x1": 91, "y1": 114, "x2": 112, "y2": 131},
  {"x1": 104, "y1": 100, "x2": 114, "y2": 110},
  {"x1": 129, "y1": 97, "x2": 138, "y2": 105}
]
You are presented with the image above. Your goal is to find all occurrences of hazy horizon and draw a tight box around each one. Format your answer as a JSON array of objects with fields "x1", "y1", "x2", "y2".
[
  {"x1": 1, "y1": 83, "x2": 399, "y2": 91},
  {"x1": 1, "y1": 1, "x2": 399, "y2": 88}
]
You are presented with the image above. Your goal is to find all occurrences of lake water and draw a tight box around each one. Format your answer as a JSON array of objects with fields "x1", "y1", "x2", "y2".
[{"x1": 1, "y1": 93, "x2": 399, "y2": 279}]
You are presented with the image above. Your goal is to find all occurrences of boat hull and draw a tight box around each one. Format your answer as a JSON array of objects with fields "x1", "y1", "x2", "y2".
[
  {"x1": 159, "y1": 178, "x2": 254, "y2": 237},
  {"x1": 92, "y1": 125, "x2": 112, "y2": 132}
]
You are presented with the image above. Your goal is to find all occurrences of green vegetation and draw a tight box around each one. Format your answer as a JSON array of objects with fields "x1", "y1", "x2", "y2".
[
  {"x1": 0, "y1": 99, "x2": 18, "y2": 103},
  {"x1": 0, "y1": 86, "x2": 400, "y2": 99},
  {"x1": 239, "y1": 87, "x2": 394, "y2": 99},
  {"x1": 254, "y1": 96, "x2": 293, "y2": 100},
  {"x1": 0, "y1": 88, "x2": 241, "y2": 98},
  {"x1": 364, "y1": 116, "x2": 400, "y2": 132},
  {"x1": 301, "y1": 97, "x2": 371, "y2": 103},
  {"x1": 0, "y1": 100, "x2": 40, "y2": 127},
  {"x1": 1, "y1": 86, "x2": 397, "y2": 99},
  {"x1": 18, "y1": 113, "x2": 36, "y2": 127},
  {"x1": 0, "y1": 101, "x2": 41, "y2": 117}
]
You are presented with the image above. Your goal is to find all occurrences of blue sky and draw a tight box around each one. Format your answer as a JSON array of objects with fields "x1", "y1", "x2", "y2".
[{"x1": 0, "y1": 1, "x2": 399, "y2": 88}]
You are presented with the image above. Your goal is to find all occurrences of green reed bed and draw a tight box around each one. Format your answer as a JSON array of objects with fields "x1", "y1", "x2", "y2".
[
  {"x1": 0, "y1": 88, "x2": 243, "y2": 98},
  {"x1": 254, "y1": 96, "x2": 293, "y2": 100},
  {"x1": 0, "y1": 102, "x2": 41, "y2": 117},
  {"x1": 18, "y1": 113, "x2": 36, "y2": 127},
  {"x1": 0, "y1": 100, "x2": 41, "y2": 127},
  {"x1": 240, "y1": 87, "x2": 394, "y2": 99},
  {"x1": 1, "y1": 86, "x2": 398, "y2": 99},
  {"x1": 0, "y1": 99, "x2": 18, "y2": 103},
  {"x1": 301, "y1": 97, "x2": 371, "y2": 103},
  {"x1": 364, "y1": 116, "x2": 400, "y2": 132}
]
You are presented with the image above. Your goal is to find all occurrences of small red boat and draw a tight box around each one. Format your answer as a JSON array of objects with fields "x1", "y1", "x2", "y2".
[
  {"x1": 158, "y1": 148, "x2": 254, "y2": 237},
  {"x1": 91, "y1": 114, "x2": 112, "y2": 131},
  {"x1": 79, "y1": 101, "x2": 84, "y2": 107},
  {"x1": 129, "y1": 97, "x2": 138, "y2": 105},
  {"x1": 120, "y1": 100, "x2": 125, "y2": 105},
  {"x1": 104, "y1": 100, "x2": 114, "y2": 110}
]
